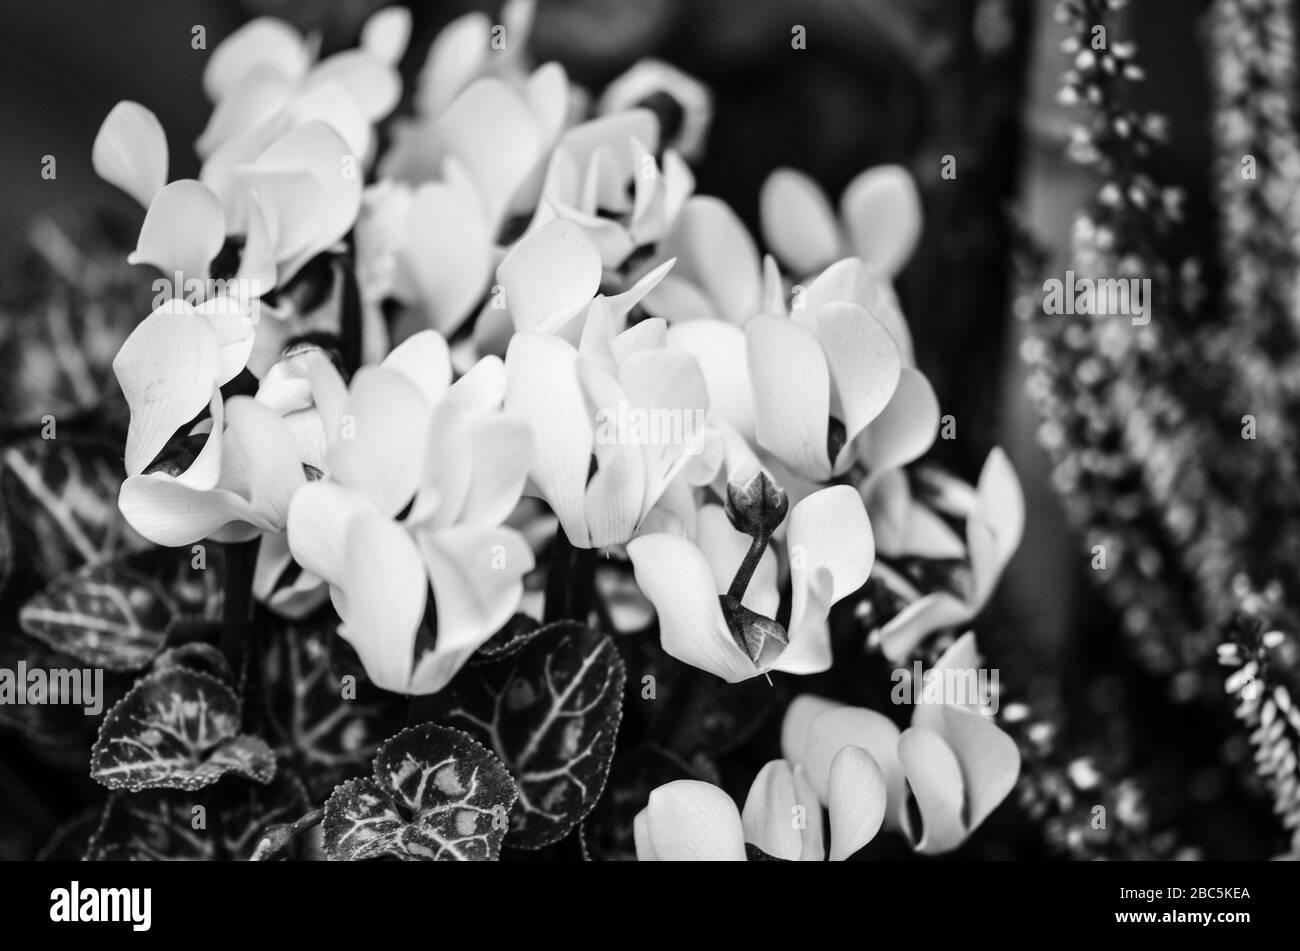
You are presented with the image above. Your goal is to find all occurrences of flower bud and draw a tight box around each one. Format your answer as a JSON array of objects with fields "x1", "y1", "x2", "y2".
[{"x1": 725, "y1": 470, "x2": 788, "y2": 537}]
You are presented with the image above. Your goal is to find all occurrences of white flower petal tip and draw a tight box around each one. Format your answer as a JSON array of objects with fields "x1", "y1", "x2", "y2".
[
  {"x1": 642, "y1": 780, "x2": 747, "y2": 861},
  {"x1": 760, "y1": 168, "x2": 840, "y2": 277},
  {"x1": 130, "y1": 180, "x2": 226, "y2": 283},
  {"x1": 93, "y1": 101, "x2": 169, "y2": 207},
  {"x1": 499, "y1": 218, "x2": 602, "y2": 334},
  {"x1": 361, "y1": 7, "x2": 413, "y2": 65},
  {"x1": 841, "y1": 165, "x2": 922, "y2": 279},
  {"x1": 827, "y1": 746, "x2": 887, "y2": 860}
]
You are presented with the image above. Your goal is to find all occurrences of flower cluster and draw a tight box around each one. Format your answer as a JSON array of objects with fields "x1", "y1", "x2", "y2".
[{"x1": 82, "y1": 0, "x2": 1026, "y2": 860}]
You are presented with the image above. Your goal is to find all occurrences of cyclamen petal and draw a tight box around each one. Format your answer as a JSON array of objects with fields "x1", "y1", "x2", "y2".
[
  {"x1": 897, "y1": 725, "x2": 968, "y2": 855},
  {"x1": 627, "y1": 533, "x2": 757, "y2": 683},
  {"x1": 114, "y1": 302, "x2": 222, "y2": 476},
  {"x1": 326, "y1": 367, "x2": 430, "y2": 517},
  {"x1": 760, "y1": 168, "x2": 842, "y2": 277},
  {"x1": 204, "y1": 17, "x2": 311, "y2": 102},
  {"x1": 93, "y1": 101, "x2": 168, "y2": 208},
  {"x1": 129, "y1": 180, "x2": 225, "y2": 284},
  {"x1": 827, "y1": 746, "x2": 887, "y2": 860},
  {"x1": 746, "y1": 314, "x2": 832, "y2": 481},
  {"x1": 840, "y1": 165, "x2": 922, "y2": 279},
  {"x1": 741, "y1": 760, "x2": 804, "y2": 862},
  {"x1": 338, "y1": 513, "x2": 428, "y2": 694},
  {"x1": 504, "y1": 332, "x2": 595, "y2": 547},
  {"x1": 660, "y1": 196, "x2": 762, "y2": 325},
  {"x1": 643, "y1": 781, "x2": 747, "y2": 861},
  {"x1": 410, "y1": 526, "x2": 533, "y2": 695},
  {"x1": 499, "y1": 218, "x2": 602, "y2": 335}
]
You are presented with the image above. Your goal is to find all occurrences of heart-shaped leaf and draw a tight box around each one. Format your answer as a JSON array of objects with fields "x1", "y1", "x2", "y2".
[
  {"x1": 20, "y1": 547, "x2": 223, "y2": 672},
  {"x1": 322, "y1": 724, "x2": 518, "y2": 861},
  {"x1": 0, "y1": 437, "x2": 140, "y2": 582},
  {"x1": 469, "y1": 612, "x2": 543, "y2": 666},
  {"x1": 84, "y1": 774, "x2": 309, "y2": 861},
  {"x1": 256, "y1": 611, "x2": 404, "y2": 799},
  {"x1": 91, "y1": 667, "x2": 275, "y2": 792},
  {"x1": 430, "y1": 622, "x2": 626, "y2": 849}
]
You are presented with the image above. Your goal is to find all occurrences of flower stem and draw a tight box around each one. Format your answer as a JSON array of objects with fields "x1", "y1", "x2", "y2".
[
  {"x1": 544, "y1": 527, "x2": 597, "y2": 624},
  {"x1": 727, "y1": 531, "x2": 771, "y2": 602},
  {"x1": 221, "y1": 538, "x2": 260, "y2": 674}
]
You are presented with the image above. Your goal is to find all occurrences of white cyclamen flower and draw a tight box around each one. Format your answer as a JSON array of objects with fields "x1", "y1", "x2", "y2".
[
  {"x1": 781, "y1": 633, "x2": 1021, "y2": 856},
  {"x1": 503, "y1": 302, "x2": 708, "y2": 549},
  {"x1": 287, "y1": 331, "x2": 535, "y2": 695},
  {"x1": 627, "y1": 486, "x2": 874, "y2": 681},
  {"x1": 635, "y1": 752, "x2": 886, "y2": 861}
]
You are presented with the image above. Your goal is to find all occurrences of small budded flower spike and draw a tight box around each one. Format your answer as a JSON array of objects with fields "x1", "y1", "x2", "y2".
[
  {"x1": 725, "y1": 469, "x2": 789, "y2": 538},
  {"x1": 719, "y1": 595, "x2": 788, "y2": 667}
]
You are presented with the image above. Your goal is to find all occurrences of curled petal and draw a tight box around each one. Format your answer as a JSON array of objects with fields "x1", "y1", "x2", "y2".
[
  {"x1": 898, "y1": 725, "x2": 967, "y2": 855},
  {"x1": 780, "y1": 693, "x2": 841, "y2": 765},
  {"x1": 644, "y1": 781, "x2": 747, "y2": 861},
  {"x1": 93, "y1": 101, "x2": 168, "y2": 207},
  {"x1": 361, "y1": 6, "x2": 413, "y2": 65},
  {"x1": 746, "y1": 314, "x2": 831, "y2": 481},
  {"x1": 827, "y1": 746, "x2": 887, "y2": 860},
  {"x1": 856, "y1": 367, "x2": 939, "y2": 473},
  {"x1": 968, "y1": 448, "x2": 1025, "y2": 608},
  {"x1": 760, "y1": 168, "x2": 841, "y2": 276},
  {"x1": 286, "y1": 480, "x2": 377, "y2": 588},
  {"x1": 499, "y1": 218, "x2": 602, "y2": 335},
  {"x1": 840, "y1": 165, "x2": 922, "y2": 279},
  {"x1": 660, "y1": 196, "x2": 761, "y2": 325},
  {"x1": 381, "y1": 329, "x2": 453, "y2": 407},
  {"x1": 399, "y1": 179, "x2": 493, "y2": 335},
  {"x1": 816, "y1": 302, "x2": 901, "y2": 462},
  {"x1": 410, "y1": 526, "x2": 533, "y2": 694},
  {"x1": 911, "y1": 703, "x2": 1020, "y2": 834},
  {"x1": 114, "y1": 302, "x2": 221, "y2": 476},
  {"x1": 338, "y1": 514, "x2": 428, "y2": 693},
  {"x1": 204, "y1": 17, "x2": 310, "y2": 101},
  {"x1": 782, "y1": 486, "x2": 874, "y2": 674},
  {"x1": 130, "y1": 180, "x2": 225, "y2": 284},
  {"x1": 741, "y1": 760, "x2": 804, "y2": 862},
  {"x1": 327, "y1": 367, "x2": 430, "y2": 516},
  {"x1": 666, "y1": 318, "x2": 755, "y2": 437},
  {"x1": 504, "y1": 333, "x2": 594, "y2": 547},
  {"x1": 803, "y1": 706, "x2": 905, "y2": 826},
  {"x1": 627, "y1": 533, "x2": 756, "y2": 683}
]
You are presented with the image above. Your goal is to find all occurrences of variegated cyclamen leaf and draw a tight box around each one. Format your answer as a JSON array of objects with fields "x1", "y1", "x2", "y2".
[
  {"x1": 322, "y1": 724, "x2": 518, "y2": 861},
  {"x1": 256, "y1": 611, "x2": 404, "y2": 799},
  {"x1": 468, "y1": 612, "x2": 543, "y2": 666},
  {"x1": 0, "y1": 625, "x2": 129, "y2": 751},
  {"x1": 0, "y1": 208, "x2": 147, "y2": 433},
  {"x1": 20, "y1": 547, "x2": 222, "y2": 672},
  {"x1": 431, "y1": 622, "x2": 626, "y2": 849},
  {"x1": 37, "y1": 807, "x2": 103, "y2": 861},
  {"x1": 91, "y1": 667, "x2": 275, "y2": 792},
  {"x1": 0, "y1": 437, "x2": 141, "y2": 582},
  {"x1": 84, "y1": 773, "x2": 309, "y2": 861}
]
